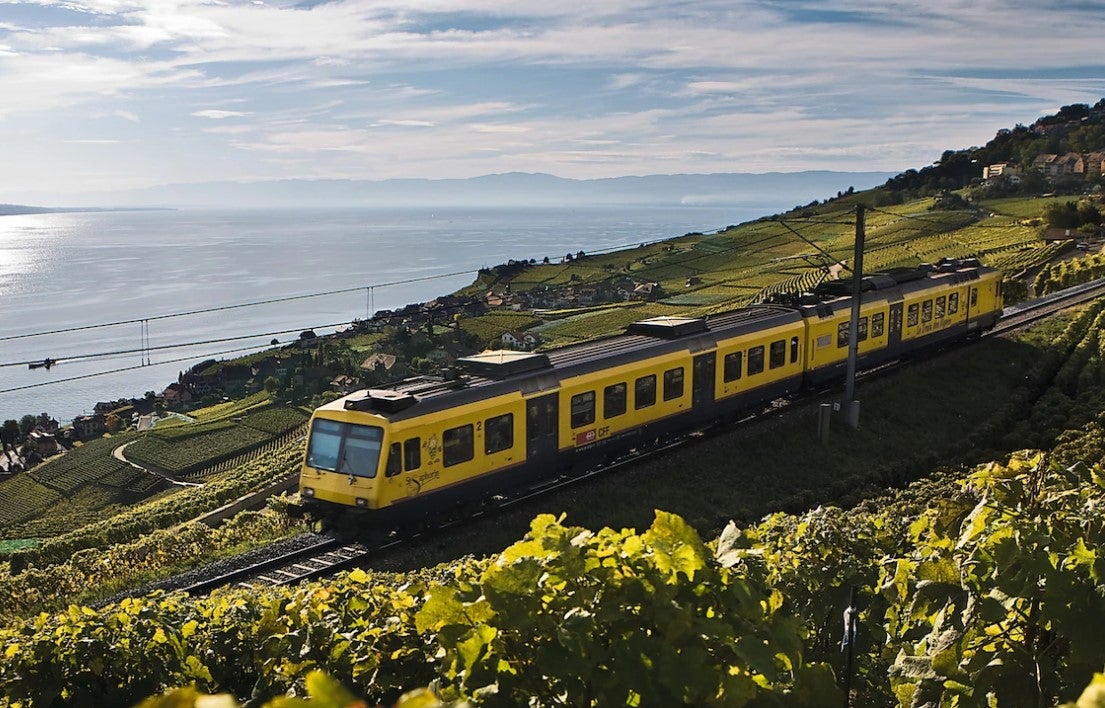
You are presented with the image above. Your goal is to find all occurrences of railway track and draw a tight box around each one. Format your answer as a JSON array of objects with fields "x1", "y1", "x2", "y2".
[
  {"x1": 183, "y1": 277, "x2": 1105, "y2": 596},
  {"x1": 182, "y1": 537, "x2": 372, "y2": 594},
  {"x1": 991, "y1": 277, "x2": 1105, "y2": 335},
  {"x1": 182, "y1": 436, "x2": 696, "y2": 596}
]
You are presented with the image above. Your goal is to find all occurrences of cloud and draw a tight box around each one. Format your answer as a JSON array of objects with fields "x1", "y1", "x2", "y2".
[
  {"x1": 192, "y1": 109, "x2": 252, "y2": 119},
  {"x1": 374, "y1": 118, "x2": 435, "y2": 127},
  {"x1": 1, "y1": 0, "x2": 1104, "y2": 196}
]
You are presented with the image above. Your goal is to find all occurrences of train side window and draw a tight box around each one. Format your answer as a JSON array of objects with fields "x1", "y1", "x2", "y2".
[
  {"x1": 723, "y1": 351, "x2": 743, "y2": 382},
  {"x1": 949, "y1": 293, "x2": 959, "y2": 314},
  {"x1": 385, "y1": 443, "x2": 402, "y2": 477},
  {"x1": 922, "y1": 299, "x2": 933, "y2": 323},
  {"x1": 747, "y1": 346, "x2": 765, "y2": 375},
  {"x1": 443, "y1": 424, "x2": 474, "y2": 467},
  {"x1": 571, "y1": 391, "x2": 596, "y2": 428},
  {"x1": 604, "y1": 383, "x2": 627, "y2": 418},
  {"x1": 485, "y1": 413, "x2": 514, "y2": 454},
  {"x1": 404, "y1": 438, "x2": 421, "y2": 471},
  {"x1": 635, "y1": 375, "x2": 657, "y2": 409},
  {"x1": 837, "y1": 321, "x2": 849, "y2": 348},
  {"x1": 663, "y1": 367, "x2": 684, "y2": 400},
  {"x1": 907, "y1": 303, "x2": 919, "y2": 327},
  {"x1": 871, "y1": 312, "x2": 885, "y2": 338},
  {"x1": 857, "y1": 317, "x2": 868, "y2": 342},
  {"x1": 970, "y1": 287, "x2": 978, "y2": 307},
  {"x1": 769, "y1": 340, "x2": 786, "y2": 369},
  {"x1": 790, "y1": 336, "x2": 799, "y2": 363},
  {"x1": 935, "y1": 296, "x2": 946, "y2": 318}
]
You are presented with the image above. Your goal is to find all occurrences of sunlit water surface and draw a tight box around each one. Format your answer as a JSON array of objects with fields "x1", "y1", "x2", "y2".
[{"x1": 0, "y1": 205, "x2": 770, "y2": 422}]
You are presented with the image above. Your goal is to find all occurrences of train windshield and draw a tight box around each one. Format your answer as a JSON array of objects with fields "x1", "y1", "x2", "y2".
[{"x1": 306, "y1": 419, "x2": 384, "y2": 478}]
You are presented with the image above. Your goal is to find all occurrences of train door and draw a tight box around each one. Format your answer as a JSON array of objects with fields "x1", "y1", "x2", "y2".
[
  {"x1": 888, "y1": 302, "x2": 904, "y2": 349},
  {"x1": 526, "y1": 393, "x2": 559, "y2": 462},
  {"x1": 692, "y1": 352, "x2": 716, "y2": 409}
]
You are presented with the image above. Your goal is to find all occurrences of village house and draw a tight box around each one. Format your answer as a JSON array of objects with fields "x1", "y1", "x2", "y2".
[
  {"x1": 1032, "y1": 154, "x2": 1062, "y2": 178},
  {"x1": 1032, "y1": 152, "x2": 1092, "y2": 182},
  {"x1": 92, "y1": 402, "x2": 112, "y2": 416},
  {"x1": 1056, "y1": 152, "x2": 1085, "y2": 180},
  {"x1": 72, "y1": 414, "x2": 106, "y2": 439},
  {"x1": 161, "y1": 382, "x2": 193, "y2": 409},
  {"x1": 180, "y1": 371, "x2": 219, "y2": 396},
  {"x1": 633, "y1": 282, "x2": 664, "y2": 301},
  {"x1": 1086, "y1": 152, "x2": 1105, "y2": 179},
  {"x1": 361, "y1": 353, "x2": 404, "y2": 379},
  {"x1": 26, "y1": 429, "x2": 60, "y2": 457},
  {"x1": 500, "y1": 331, "x2": 542, "y2": 351},
  {"x1": 0, "y1": 448, "x2": 24, "y2": 478},
  {"x1": 330, "y1": 374, "x2": 359, "y2": 393},
  {"x1": 218, "y1": 364, "x2": 252, "y2": 395},
  {"x1": 1042, "y1": 227, "x2": 1081, "y2": 242},
  {"x1": 982, "y1": 163, "x2": 1022, "y2": 183}
]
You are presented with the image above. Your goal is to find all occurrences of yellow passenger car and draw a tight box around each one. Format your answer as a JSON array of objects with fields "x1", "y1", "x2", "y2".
[{"x1": 298, "y1": 259, "x2": 1002, "y2": 530}]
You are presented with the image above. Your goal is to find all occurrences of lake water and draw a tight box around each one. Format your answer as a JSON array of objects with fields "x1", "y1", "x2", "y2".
[{"x1": 0, "y1": 204, "x2": 774, "y2": 423}]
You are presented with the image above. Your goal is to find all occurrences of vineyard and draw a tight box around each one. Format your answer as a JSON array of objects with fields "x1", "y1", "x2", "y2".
[
  {"x1": 459, "y1": 194, "x2": 1076, "y2": 348},
  {"x1": 1, "y1": 287, "x2": 1104, "y2": 704},
  {"x1": 4, "y1": 186, "x2": 1105, "y2": 704},
  {"x1": 1035, "y1": 252, "x2": 1105, "y2": 295},
  {"x1": 0, "y1": 433, "x2": 169, "y2": 538},
  {"x1": 0, "y1": 439, "x2": 306, "y2": 591},
  {"x1": 122, "y1": 405, "x2": 307, "y2": 477},
  {"x1": 4, "y1": 448, "x2": 1105, "y2": 707},
  {"x1": 125, "y1": 424, "x2": 271, "y2": 475}
]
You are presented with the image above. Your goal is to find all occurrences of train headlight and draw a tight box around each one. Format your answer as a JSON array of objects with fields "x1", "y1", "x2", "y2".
[
  {"x1": 356, "y1": 497, "x2": 368, "y2": 508},
  {"x1": 302, "y1": 487, "x2": 315, "y2": 497}
]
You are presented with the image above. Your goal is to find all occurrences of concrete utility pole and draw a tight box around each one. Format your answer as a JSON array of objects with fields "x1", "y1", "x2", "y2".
[{"x1": 842, "y1": 204, "x2": 865, "y2": 429}]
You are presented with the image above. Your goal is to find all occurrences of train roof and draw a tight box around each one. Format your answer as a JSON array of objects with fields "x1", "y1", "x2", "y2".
[
  {"x1": 335, "y1": 304, "x2": 801, "y2": 420},
  {"x1": 794, "y1": 258, "x2": 997, "y2": 317}
]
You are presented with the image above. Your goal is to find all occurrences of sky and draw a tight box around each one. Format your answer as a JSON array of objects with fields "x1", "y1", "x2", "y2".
[{"x1": 2, "y1": 0, "x2": 1105, "y2": 204}]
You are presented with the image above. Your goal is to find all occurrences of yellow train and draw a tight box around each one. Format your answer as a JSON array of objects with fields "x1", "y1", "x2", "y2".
[{"x1": 298, "y1": 258, "x2": 1003, "y2": 529}]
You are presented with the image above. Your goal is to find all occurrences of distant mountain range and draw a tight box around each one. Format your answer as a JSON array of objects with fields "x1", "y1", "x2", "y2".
[{"x1": 39, "y1": 171, "x2": 896, "y2": 210}]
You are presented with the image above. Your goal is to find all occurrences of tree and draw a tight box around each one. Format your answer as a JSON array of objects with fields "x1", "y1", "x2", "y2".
[
  {"x1": 104, "y1": 413, "x2": 121, "y2": 434},
  {"x1": 1044, "y1": 201, "x2": 1081, "y2": 229},
  {"x1": 1078, "y1": 201, "x2": 1102, "y2": 227},
  {"x1": 1, "y1": 420, "x2": 20, "y2": 446},
  {"x1": 18, "y1": 415, "x2": 36, "y2": 436},
  {"x1": 263, "y1": 376, "x2": 283, "y2": 399}
]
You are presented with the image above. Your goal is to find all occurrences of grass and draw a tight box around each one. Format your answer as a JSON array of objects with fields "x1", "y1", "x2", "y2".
[
  {"x1": 981, "y1": 195, "x2": 1079, "y2": 219},
  {"x1": 190, "y1": 392, "x2": 272, "y2": 423},
  {"x1": 457, "y1": 310, "x2": 542, "y2": 347}
]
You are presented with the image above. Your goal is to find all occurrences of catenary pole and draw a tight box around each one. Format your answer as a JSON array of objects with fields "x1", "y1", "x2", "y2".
[{"x1": 843, "y1": 204, "x2": 865, "y2": 428}]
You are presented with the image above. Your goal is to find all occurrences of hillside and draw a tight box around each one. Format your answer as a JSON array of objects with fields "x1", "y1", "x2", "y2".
[
  {"x1": 2, "y1": 101, "x2": 1105, "y2": 707},
  {"x1": 883, "y1": 99, "x2": 1105, "y2": 197}
]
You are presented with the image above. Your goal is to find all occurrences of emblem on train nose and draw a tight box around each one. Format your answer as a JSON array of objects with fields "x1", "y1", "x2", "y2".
[{"x1": 427, "y1": 434, "x2": 440, "y2": 461}]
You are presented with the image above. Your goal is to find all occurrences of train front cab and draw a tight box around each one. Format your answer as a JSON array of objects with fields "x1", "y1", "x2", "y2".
[
  {"x1": 299, "y1": 409, "x2": 388, "y2": 515},
  {"x1": 301, "y1": 390, "x2": 542, "y2": 527}
]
